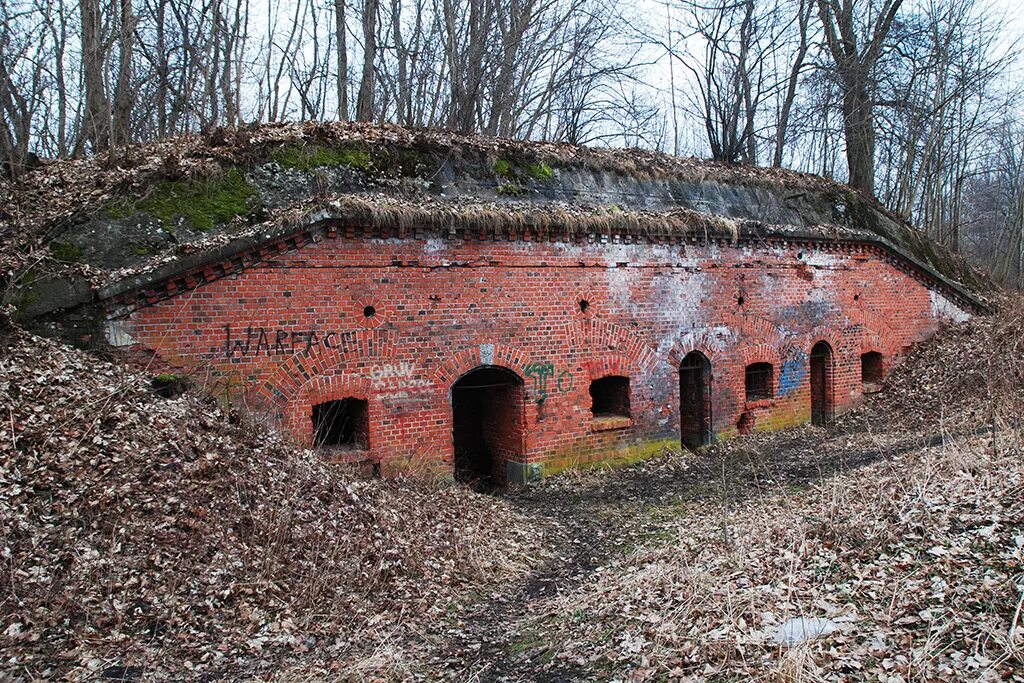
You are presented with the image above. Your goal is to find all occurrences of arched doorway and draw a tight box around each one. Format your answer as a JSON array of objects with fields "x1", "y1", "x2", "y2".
[
  {"x1": 810, "y1": 341, "x2": 834, "y2": 426},
  {"x1": 679, "y1": 351, "x2": 713, "y2": 449},
  {"x1": 451, "y1": 366, "x2": 525, "y2": 486}
]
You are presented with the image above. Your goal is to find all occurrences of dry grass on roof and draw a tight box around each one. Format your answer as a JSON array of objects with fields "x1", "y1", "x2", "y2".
[
  {"x1": 0, "y1": 121, "x2": 835, "y2": 247},
  {"x1": 101, "y1": 193, "x2": 750, "y2": 287}
]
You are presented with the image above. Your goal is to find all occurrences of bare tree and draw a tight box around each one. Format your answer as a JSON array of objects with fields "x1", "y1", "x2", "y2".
[
  {"x1": 79, "y1": 0, "x2": 112, "y2": 153},
  {"x1": 815, "y1": 0, "x2": 904, "y2": 195},
  {"x1": 356, "y1": 0, "x2": 378, "y2": 121}
]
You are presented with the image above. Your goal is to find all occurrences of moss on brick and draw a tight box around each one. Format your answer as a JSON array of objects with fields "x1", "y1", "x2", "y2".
[{"x1": 541, "y1": 437, "x2": 680, "y2": 478}]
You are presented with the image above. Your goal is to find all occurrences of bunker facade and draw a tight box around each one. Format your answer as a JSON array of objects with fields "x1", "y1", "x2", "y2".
[
  {"x1": 8, "y1": 125, "x2": 984, "y2": 484},
  {"x1": 101, "y1": 217, "x2": 973, "y2": 484}
]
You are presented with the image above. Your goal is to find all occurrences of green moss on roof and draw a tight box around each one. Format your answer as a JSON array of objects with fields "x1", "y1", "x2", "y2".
[
  {"x1": 494, "y1": 159, "x2": 514, "y2": 179},
  {"x1": 272, "y1": 144, "x2": 373, "y2": 172},
  {"x1": 49, "y1": 240, "x2": 83, "y2": 263},
  {"x1": 493, "y1": 158, "x2": 554, "y2": 182},
  {"x1": 524, "y1": 161, "x2": 554, "y2": 180},
  {"x1": 107, "y1": 167, "x2": 258, "y2": 232}
]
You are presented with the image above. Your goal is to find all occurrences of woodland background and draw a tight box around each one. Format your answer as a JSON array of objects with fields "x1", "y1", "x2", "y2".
[{"x1": 1, "y1": 0, "x2": 1022, "y2": 284}]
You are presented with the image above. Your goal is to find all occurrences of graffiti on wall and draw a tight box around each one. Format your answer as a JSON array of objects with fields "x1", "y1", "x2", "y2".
[
  {"x1": 220, "y1": 324, "x2": 356, "y2": 358},
  {"x1": 368, "y1": 361, "x2": 433, "y2": 391},
  {"x1": 777, "y1": 352, "x2": 808, "y2": 398},
  {"x1": 524, "y1": 361, "x2": 573, "y2": 401}
]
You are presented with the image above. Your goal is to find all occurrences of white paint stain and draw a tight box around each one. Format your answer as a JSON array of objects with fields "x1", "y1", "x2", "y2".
[
  {"x1": 105, "y1": 320, "x2": 135, "y2": 347},
  {"x1": 930, "y1": 290, "x2": 970, "y2": 323},
  {"x1": 368, "y1": 362, "x2": 434, "y2": 390}
]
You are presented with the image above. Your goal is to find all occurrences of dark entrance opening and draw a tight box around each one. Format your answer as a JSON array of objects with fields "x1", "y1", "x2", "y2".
[
  {"x1": 451, "y1": 366, "x2": 525, "y2": 487},
  {"x1": 810, "y1": 341, "x2": 834, "y2": 426},
  {"x1": 679, "y1": 351, "x2": 712, "y2": 449},
  {"x1": 312, "y1": 398, "x2": 369, "y2": 449}
]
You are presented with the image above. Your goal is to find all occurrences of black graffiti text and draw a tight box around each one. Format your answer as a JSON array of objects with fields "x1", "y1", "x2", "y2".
[{"x1": 221, "y1": 324, "x2": 355, "y2": 358}]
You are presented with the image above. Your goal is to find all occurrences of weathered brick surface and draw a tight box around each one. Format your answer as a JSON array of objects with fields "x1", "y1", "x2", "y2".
[{"x1": 109, "y1": 228, "x2": 970, "y2": 481}]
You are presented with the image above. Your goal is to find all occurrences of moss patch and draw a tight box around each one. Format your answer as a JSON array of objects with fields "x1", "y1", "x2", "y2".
[
  {"x1": 49, "y1": 241, "x2": 83, "y2": 263},
  {"x1": 524, "y1": 162, "x2": 554, "y2": 180},
  {"x1": 541, "y1": 437, "x2": 680, "y2": 478},
  {"x1": 493, "y1": 157, "x2": 555, "y2": 183},
  {"x1": 113, "y1": 168, "x2": 258, "y2": 232},
  {"x1": 494, "y1": 158, "x2": 514, "y2": 179},
  {"x1": 497, "y1": 182, "x2": 526, "y2": 196},
  {"x1": 272, "y1": 144, "x2": 373, "y2": 172}
]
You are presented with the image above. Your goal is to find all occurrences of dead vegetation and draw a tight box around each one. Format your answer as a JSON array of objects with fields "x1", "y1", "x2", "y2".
[
  {"x1": 0, "y1": 320, "x2": 542, "y2": 680},
  {"x1": 0, "y1": 121, "x2": 983, "y2": 298},
  {"x1": 516, "y1": 297, "x2": 1024, "y2": 681}
]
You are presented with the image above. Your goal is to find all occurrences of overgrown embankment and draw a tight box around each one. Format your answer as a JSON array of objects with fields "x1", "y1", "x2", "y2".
[{"x1": 0, "y1": 318, "x2": 543, "y2": 680}]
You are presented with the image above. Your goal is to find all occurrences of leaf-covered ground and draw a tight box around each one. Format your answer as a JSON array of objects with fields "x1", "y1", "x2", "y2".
[
  {"x1": 413, "y1": 298, "x2": 1024, "y2": 682},
  {"x1": 3, "y1": 300, "x2": 1024, "y2": 681},
  {"x1": 0, "y1": 317, "x2": 542, "y2": 680}
]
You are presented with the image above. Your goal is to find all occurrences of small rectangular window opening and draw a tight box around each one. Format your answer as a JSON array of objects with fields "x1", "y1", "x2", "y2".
[
  {"x1": 312, "y1": 398, "x2": 369, "y2": 450},
  {"x1": 589, "y1": 376, "x2": 631, "y2": 418},
  {"x1": 745, "y1": 363, "x2": 774, "y2": 402},
  {"x1": 861, "y1": 352, "x2": 884, "y2": 392}
]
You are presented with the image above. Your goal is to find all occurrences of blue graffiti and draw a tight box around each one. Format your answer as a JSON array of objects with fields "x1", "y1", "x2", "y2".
[{"x1": 777, "y1": 354, "x2": 808, "y2": 397}]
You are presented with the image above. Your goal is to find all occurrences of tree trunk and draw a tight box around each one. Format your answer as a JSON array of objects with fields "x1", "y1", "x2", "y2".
[
  {"x1": 842, "y1": 78, "x2": 875, "y2": 194},
  {"x1": 335, "y1": 0, "x2": 349, "y2": 120},
  {"x1": 356, "y1": 0, "x2": 378, "y2": 121},
  {"x1": 112, "y1": 0, "x2": 135, "y2": 155},
  {"x1": 80, "y1": 0, "x2": 111, "y2": 153}
]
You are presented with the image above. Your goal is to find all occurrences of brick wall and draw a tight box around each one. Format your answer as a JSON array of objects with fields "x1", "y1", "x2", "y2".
[{"x1": 108, "y1": 227, "x2": 971, "y2": 482}]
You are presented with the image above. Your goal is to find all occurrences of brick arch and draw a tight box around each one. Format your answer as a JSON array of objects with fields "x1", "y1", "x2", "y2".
[
  {"x1": 858, "y1": 329, "x2": 891, "y2": 355},
  {"x1": 583, "y1": 353, "x2": 634, "y2": 380},
  {"x1": 668, "y1": 329, "x2": 725, "y2": 368},
  {"x1": 432, "y1": 343, "x2": 531, "y2": 388},
  {"x1": 287, "y1": 373, "x2": 374, "y2": 447},
  {"x1": 714, "y1": 311, "x2": 806, "y2": 364},
  {"x1": 736, "y1": 343, "x2": 784, "y2": 368},
  {"x1": 724, "y1": 311, "x2": 792, "y2": 352},
  {"x1": 252, "y1": 328, "x2": 398, "y2": 411},
  {"x1": 563, "y1": 318, "x2": 658, "y2": 371},
  {"x1": 805, "y1": 326, "x2": 846, "y2": 359}
]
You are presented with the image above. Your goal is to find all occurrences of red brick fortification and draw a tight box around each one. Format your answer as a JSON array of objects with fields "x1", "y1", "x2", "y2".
[{"x1": 107, "y1": 227, "x2": 971, "y2": 484}]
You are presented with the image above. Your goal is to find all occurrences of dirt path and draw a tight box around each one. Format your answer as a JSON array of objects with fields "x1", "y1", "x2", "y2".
[{"x1": 419, "y1": 417, "x2": 931, "y2": 682}]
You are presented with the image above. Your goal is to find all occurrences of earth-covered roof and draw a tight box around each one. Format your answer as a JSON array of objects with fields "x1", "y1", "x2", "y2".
[{"x1": 0, "y1": 122, "x2": 989, "y2": 320}]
